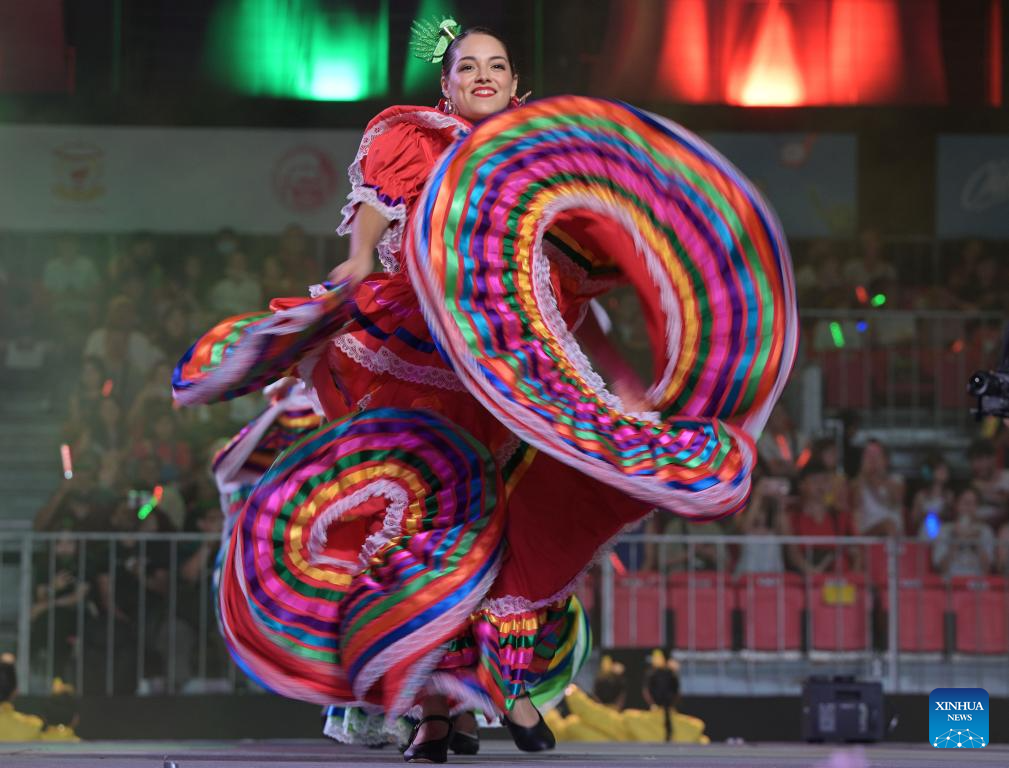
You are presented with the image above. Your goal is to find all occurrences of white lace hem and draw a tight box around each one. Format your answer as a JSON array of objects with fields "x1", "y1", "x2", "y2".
[{"x1": 333, "y1": 334, "x2": 467, "y2": 392}]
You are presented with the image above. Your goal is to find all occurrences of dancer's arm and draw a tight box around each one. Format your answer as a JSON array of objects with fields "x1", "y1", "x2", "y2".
[{"x1": 329, "y1": 203, "x2": 391, "y2": 287}]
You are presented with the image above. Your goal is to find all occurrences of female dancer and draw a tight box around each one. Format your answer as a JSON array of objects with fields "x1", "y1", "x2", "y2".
[
  {"x1": 176, "y1": 17, "x2": 796, "y2": 765},
  {"x1": 324, "y1": 23, "x2": 636, "y2": 758}
]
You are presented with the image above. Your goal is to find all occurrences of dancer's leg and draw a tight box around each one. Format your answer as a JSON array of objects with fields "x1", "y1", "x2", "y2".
[{"x1": 413, "y1": 695, "x2": 451, "y2": 744}]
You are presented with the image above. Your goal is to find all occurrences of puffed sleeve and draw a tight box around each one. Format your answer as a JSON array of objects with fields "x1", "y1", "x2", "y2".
[
  {"x1": 356, "y1": 121, "x2": 442, "y2": 216},
  {"x1": 337, "y1": 107, "x2": 463, "y2": 272}
]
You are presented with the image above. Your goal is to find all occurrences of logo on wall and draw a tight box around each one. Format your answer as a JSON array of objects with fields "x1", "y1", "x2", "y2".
[
  {"x1": 272, "y1": 146, "x2": 338, "y2": 213},
  {"x1": 929, "y1": 688, "x2": 988, "y2": 748},
  {"x1": 52, "y1": 142, "x2": 105, "y2": 202},
  {"x1": 960, "y1": 158, "x2": 1009, "y2": 212}
]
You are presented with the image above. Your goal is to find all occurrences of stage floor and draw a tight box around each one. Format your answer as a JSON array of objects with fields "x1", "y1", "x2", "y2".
[{"x1": 0, "y1": 740, "x2": 1005, "y2": 768}]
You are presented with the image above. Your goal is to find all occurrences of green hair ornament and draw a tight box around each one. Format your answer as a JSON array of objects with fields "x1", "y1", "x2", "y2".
[{"x1": 410, "y1": 16, "x2": 462, "y2": 64}]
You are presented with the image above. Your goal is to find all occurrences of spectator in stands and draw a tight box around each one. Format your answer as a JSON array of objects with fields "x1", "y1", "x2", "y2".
[
  {"x1": 946, "y1": 238, "x2": 984, "y2": 305},
  {"x1": 42, "y1": 234, "x2": 100, "y2": 334},
  {"x1": 756, "y1": 404, "x2": 803, "y2": 483},
  {"x1": 794, "y1": 240, "x2": 844, "y2": 308},
  {"x1": 734, "y1": 476, "x2": 790, "y2": 575},
  {"x1": 933, "y1": 488, "x2": 996, "y2": 577},
  {"x1": 643, "y1": 510, "x2": 730, "y2": 573},
  {"x1": 850, "y1": 439, "x2": 905, "y2": 536},
  {"x1": 30, "y1": 534, "x2": 91, "y2": 682},
  {"x1": 842, "y1": 228, "x2": 896, "y2": 290},
  {"x1": 125, "y1": 456, "x2": 186, "y2": 531},
  {"x1": 0, "y1": 653, "x2": 78, "y2": 741},
  {"x1": 790, "y1": 468, "x2": 859, "y2": 574},
  {"x1": 972, "y1": 256, "x2": 1008, "y2": 312},
  {"x1": 126, "y1": 362, "x2": 174, "y2": 436},
  {"x1": 967, "y1": 438, "x2": 1009, "y2": 531},
  {"x1": 152, "y1": 303, "x2": 193, "y2": 360},
  {"x1": 33, "y1": 452, "x2": 115, "y2": 532},
  {"x1": 77, "y1": 395, "x2": 126, "y2": 459},
  {"x1": 911, "y1": 454, "x2": 955, "y2": 536},
  {"x1": 209, "y1": 242, "x2": 262, "y2": 316},
  {"x1": 802, "y1": 438, "x2": 849, "y2": 516},
  {"x1": 130, "y1": 411, "x2": 193, "y2": 484},
  {"x1": 82, "y1": 296, "x2": 164, "y2": 404},
  {"x1": 268, "y1": 223, "x2": 318, "y2": 290},
  {"x1": 65, "y1": 356, "x2": 106, "y2": 437}
]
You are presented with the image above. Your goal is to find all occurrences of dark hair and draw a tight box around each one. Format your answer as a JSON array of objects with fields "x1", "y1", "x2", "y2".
[
  {"x1": 442, "y1": 26, "x2": 517, "y2": 76},
  {"x1": 593, "y1": 669, "x2": 627, "y2": 705},
  {"x1": 646, "y1": 665, "x2": 680, "y2": 742},
  {"x1": 0, "y1": 654, "x2": 16, "y2": 702}
]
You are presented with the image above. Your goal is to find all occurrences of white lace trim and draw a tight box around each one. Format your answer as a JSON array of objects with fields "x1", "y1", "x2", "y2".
[
  {"x1": 337, "y1": 109, "x2": 470, "y2": 276},
  {"x1": 323, "y1": 707, "x2": 411, "y2": 747},
  {"x1": 337, "y1": 187, "x2": 408, "y2": 274},
  {"x1": 306, "y1": 480, "x2": 409, "y2": 572},
  {"x1": 333, "y1": 334, "x2": 467, "y2": 392},
  {"x1": 531, "y1": 217, "x2": 626, "y2": 415},
  {"x1": 493, "y1": 432, "x2": 523, "y2": 468}
]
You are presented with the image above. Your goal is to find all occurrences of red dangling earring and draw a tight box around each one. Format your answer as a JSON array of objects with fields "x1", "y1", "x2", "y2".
[
  {"x1": 437, "y1": 97, "x2": 456, "y2": 114},
  {"x1": 509, "y1": 96, "x2": 521, "y2": 109}
]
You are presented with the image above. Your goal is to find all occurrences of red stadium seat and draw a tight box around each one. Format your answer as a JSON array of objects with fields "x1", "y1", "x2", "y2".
[
  {"x1": 811, "y1": 349, "x2": 871, "y2": 409},
  {"x1": 950, "y1": 576, "x2": 1009, "y2": 655},
  {"x1": 878, "y1": 576, "x2": 946, "y2": 653},
  {"x1": 736, "y1": 572, "x2": 804, "y2": 651},
  {"x1": 611, "y1": 572, "x2": 665, "y2": 647},
  {"x1": 668, "y1": 571, "x2": 734, "y2": 651},
  {"x1": 866, "y1": 541, "x2": 935, "y2": 585},
  {"x1": 809, "y1": 573, "x2": 871, "y2": 652}
]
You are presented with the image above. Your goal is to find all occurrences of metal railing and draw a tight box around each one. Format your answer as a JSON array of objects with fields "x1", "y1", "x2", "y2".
[
  {"x1": 3, "y1": 531, "x2": 1008, "y2": 697},
  {"x1": 799, "y1": 309, "x2": 1004, "y2": 430},
  {"x1": 0, "y1": 531, "x2": 235, "y2": 698},
  {"x1": 595, "y1": 533, "x2": 1009, "y2": 696}
]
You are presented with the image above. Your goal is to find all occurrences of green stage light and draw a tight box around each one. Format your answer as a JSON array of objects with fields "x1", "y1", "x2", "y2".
[{"x1": 207, "y1": 0, "x2": 389, "y2": 101}]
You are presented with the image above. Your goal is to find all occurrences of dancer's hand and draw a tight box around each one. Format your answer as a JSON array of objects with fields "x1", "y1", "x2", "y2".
[
  {"x1": 613, "y1": 376, "x2": 652, "y2": 414},
  {"x1": 328, "y1": 254, "x2": 374, "y2": 289}
]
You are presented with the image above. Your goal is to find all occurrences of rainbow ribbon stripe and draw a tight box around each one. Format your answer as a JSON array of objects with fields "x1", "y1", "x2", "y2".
[
  {"x1": 217, "y1": 408, "x2": 504, "y2": 712},
  {"x1": 408, "y1": 96, "x2": 798, "y2": 518},
  {"x1": 172, "y1": 282, "x2": 352, "y2": 406}
]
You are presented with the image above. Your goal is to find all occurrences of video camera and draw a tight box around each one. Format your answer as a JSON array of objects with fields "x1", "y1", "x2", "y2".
[{"x1": 969, "y1": 323, "x2": 1009, "y2": 420}]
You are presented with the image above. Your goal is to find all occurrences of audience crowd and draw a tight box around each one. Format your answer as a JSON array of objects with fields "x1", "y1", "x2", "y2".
[{"x1": 0, "y1": 225, "x2": 325, "y2": 693}]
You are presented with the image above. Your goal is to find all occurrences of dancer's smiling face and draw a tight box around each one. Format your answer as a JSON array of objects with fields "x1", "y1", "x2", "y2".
[{"x1": 441, "y1": 33, "x2": 517, "y2": 123}]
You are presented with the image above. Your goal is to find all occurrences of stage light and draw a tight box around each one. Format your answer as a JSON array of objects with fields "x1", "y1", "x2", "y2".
[
  {"x1": 207, "y1": 0, "x2": 389, "y2": 101},
  {"x1": 871, "y1": 293, "x2": 886, "y2": 307},
  {"x1": 856, "y1": 321, "x2": 868, "y2": 333}
]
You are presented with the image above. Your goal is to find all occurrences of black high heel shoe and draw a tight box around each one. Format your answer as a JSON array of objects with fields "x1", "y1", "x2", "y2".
[
  {"x1": 503, "y1": 696, "x2": 556, "y2": 752},
  {"x1": 449, "y1": 729, "x2": 480, "y2": 755},
  {"x1": 403, "y1": 714, "x2": 453, "y2": 764}
]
